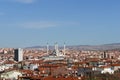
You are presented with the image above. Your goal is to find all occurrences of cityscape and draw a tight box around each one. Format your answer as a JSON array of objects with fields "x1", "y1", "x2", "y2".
[
  {"x1": 1, "y1": 43, "x2": 120, "y2": 80},
  {"x1": 0, "y1": 0, "x2": 120, "y2": 80}
]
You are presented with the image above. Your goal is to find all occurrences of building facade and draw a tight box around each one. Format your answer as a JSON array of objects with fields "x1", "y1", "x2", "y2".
[{"x1": 14, "y1": 48, "x2": 23, "y2": 62}]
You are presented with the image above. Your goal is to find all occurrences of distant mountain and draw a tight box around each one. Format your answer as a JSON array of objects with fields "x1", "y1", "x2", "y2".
[
  {"x1": 26, "y1": 43, "x2": 120, "y2": 50},
  {"x1": 103, "y1": 43, "x2": 120, "y2": 46}
]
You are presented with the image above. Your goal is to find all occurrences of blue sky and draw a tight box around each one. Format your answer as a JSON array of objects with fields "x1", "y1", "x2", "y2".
[{"x1": 0, "y1": 0, "x2": 120, "y2": 48}]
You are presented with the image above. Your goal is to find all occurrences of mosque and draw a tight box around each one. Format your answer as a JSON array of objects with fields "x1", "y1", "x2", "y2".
[{"x1": 42, "y1": 43, "x2": 66, "y2": 61}]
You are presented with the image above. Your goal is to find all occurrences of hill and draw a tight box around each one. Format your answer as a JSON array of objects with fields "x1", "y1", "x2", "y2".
[{"x1": 26, "y1": 43, "x2": 120, "y2": 50}]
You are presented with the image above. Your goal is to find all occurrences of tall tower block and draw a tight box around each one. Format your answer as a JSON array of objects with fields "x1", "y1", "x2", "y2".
[{"x1": 14, "y1": 48, "x2": 23, "y2": 62}]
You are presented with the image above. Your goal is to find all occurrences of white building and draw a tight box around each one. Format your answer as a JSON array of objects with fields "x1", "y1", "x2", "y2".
[
  {"x1": 30, "y1": 64, "x2": 38, "y2": 70},
  {"x1": 1, "y1": 70, "x2": 22, "y2": 80},
  {"x1": 111, "y1": 64, "x2": 120, "y2": 71},
  {"x1": 14, "y1": 48, "x2": 23, "y2": 62},
  {"x1": 100, "y1": 66, "x2": 114, "y2": 74},
  {"x1": 42, "y1": 43, "x2": 65, "y2": 61}
]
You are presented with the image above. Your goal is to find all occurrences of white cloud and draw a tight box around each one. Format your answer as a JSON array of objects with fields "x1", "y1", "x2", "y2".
[
  {"x1": 19, "y1": 21, "x2": 57, "y2": 29},
  {"x1": 4, "y1": 0, "x2": 37, "y2": 4},
  {"x1": 19, "y1": 21, "x2": 80, "y2": 29},
  {"x1": 1, "y1": 0, "x2": 37, "y2": 4},
  {"x1": 6, "y1": 21, "x2": 80, "y2": 29},
  {"x1": 15, "y1": 0, "x2": 35, "y2": 4}
]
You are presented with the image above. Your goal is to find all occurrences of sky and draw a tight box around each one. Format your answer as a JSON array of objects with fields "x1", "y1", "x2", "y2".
[{"x1": 0, "y1": 0, "x2": 120, "y2": 48}]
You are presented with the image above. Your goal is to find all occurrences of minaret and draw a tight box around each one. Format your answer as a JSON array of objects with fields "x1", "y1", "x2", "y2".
[
  {"x1": 55, "y1": 42, "x2": 57, "y2": 50},
  {"x1": 54, "y1": 42, "x2": 59, "y2": 56},
  {"x1": 47, "y1": 43, "x2": 49, "y2": 54},
  {"x1": 64, "y1": 42, "x2": 66, "y2": 55},
  {"x1": 56, "y1": 42, "x2": 58, "y2": 51},
  {"x1": 55, "y1": 42, "x2": 58, "y2": 51}
]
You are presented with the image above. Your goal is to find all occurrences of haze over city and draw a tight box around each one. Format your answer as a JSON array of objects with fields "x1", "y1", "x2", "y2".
[{"x1": 0, "y1": 0, "x2": 120, "y2": 47}]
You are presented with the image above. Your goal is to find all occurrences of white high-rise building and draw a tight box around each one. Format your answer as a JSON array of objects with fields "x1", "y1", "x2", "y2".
[{"x1": 14, "y1": 48, "x2": 23, "y2": 62}]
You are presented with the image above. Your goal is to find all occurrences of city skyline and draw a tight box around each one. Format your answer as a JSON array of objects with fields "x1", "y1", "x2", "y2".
[{"x1": 0, "y1": 0, "x2": 120, "y2": 48}]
